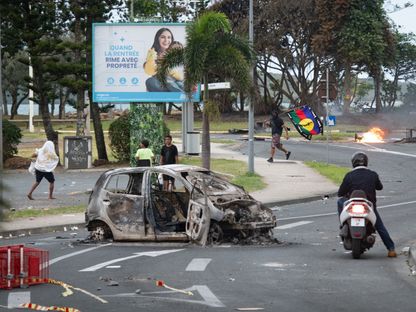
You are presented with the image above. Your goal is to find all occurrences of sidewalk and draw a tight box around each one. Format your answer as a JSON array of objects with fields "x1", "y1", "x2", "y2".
[{"x1": 0, "y1": 142, "x2": 338, "y2": 237}]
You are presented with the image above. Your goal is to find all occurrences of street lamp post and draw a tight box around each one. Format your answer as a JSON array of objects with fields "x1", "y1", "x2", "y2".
[
  {"x1": 248, "y1": 0, "x2": 254, "y2": 173},
  {"x1": 0, "y1": 16, "x2": 3, "y2": 171}
]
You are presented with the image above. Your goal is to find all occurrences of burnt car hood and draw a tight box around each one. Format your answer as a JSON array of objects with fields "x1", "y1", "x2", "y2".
[{"x1": 186, "y1": 171, "x2": 249, "y2": 199}]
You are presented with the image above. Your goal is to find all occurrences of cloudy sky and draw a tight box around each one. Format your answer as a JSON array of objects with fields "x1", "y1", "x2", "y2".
[{"x1": 388, "y1": 2, "x2": 415, "y2": 33}]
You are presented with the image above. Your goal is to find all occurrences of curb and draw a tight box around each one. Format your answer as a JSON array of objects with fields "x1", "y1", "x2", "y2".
[
  {"x1": 262, "y1": 192, "x2": 338, "y2": 208},
  {"x1": 0, "y1": 222, "x2": 85, "y2": 239}
]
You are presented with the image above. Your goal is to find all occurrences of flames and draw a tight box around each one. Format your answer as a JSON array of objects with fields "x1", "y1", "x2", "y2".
[{"x1": 356, "y1": 127, "x2": 385, "y2": 143}]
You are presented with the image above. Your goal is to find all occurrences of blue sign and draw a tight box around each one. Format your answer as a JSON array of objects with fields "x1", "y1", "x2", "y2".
[{"x1": 326, "y1": 115, "x2": 336, "y2": 126}]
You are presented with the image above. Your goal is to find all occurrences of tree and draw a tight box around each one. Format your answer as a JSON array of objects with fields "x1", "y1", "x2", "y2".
[
  {"x1": 84, "y1": 0, "x2": 126, "y2": 161},
  {"x1": 402, "y1": 82, "x2": 416, "y2": 109},
  {"x1": 314, "y1": 0, "x2": 394, "y2": 114},
  {"x1": 2, "y1": 51, "x2": 29, "y2": 119},
  {"x1": 157, "y1": 11, "x2": 252, "y2": 169},
  {"x1": 382, "y1": 31, "x2": 416, "y2": 110},
  {"x1": 0, "y1": 0, "x2": 68, "y2": 152},
  {"x1": 214, "y1": 0, "x2": 326, "y2": 114}
]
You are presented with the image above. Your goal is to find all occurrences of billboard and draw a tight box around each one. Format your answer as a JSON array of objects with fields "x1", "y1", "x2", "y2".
[{"x1": 93, "y1": 23, "x2": 200, "y2": 103}]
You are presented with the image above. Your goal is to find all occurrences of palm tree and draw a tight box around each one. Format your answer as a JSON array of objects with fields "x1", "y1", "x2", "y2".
[{"x1": 157, "y1": 11, "x2": 253, "y2": 169}]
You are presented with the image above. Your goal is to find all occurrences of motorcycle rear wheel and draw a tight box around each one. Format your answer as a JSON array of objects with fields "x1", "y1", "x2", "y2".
[{"x1": 352, "y1": 239, "x2": 362, "y2": 259}]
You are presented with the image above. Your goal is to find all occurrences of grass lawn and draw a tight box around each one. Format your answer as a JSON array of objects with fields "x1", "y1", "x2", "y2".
[
  {"x1": 5, "y1": 205, "x2": 85, "y2": 221},
  {"x1": 304, "y1": 161, "x2": 350, "y2": 184},
  {"x1": 181, "y1": 156, "x2": 266, "y2": 192}
]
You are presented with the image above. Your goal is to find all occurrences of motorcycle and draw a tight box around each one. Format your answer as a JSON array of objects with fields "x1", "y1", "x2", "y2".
[{"x1": 339, "y1": 190, "x2": 377, "y2": 259}]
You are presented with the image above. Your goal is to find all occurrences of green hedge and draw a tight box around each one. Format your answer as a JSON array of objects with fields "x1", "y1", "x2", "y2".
[{"x1": 2, "y1": 119, "x2": 22, "y2": 161}]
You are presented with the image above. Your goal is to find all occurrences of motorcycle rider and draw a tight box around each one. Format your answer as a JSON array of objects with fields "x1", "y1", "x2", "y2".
[{"x1": 337, "y1": 152, "x2": 397, "y2": 258}]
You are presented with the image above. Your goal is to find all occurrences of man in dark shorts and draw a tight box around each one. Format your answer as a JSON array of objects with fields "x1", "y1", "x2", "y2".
[
  {"x1": 27, "y1": 171, "x2": 56, "y2": 200},
  {"x1": 160, "y1": 135, "x2": 179, "y2": 190},
  {"x1": 267, "y1": 110, "x2": 291, "y2": 162}
]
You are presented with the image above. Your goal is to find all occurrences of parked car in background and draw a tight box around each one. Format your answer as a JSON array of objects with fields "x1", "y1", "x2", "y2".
[{"x1": 86, "y1": 165, "x2": 276, "y2": 245}]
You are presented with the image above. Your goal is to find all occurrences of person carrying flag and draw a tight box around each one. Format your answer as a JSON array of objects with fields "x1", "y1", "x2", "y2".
[{"x1": 266, "y1": 110, "x2": 291, "y2": 162}]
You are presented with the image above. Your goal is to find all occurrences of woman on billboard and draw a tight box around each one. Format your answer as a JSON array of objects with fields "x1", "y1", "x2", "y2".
[{"x1": 144, "y1": 28, "x2": 184, "y2": 92}]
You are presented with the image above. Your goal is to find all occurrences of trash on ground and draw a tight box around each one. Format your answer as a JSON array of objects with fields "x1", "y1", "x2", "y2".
[
  {"x1": 156, "y1": 280, "x2": 193, "y2": 296},
  {"x1": 19, "y1": 302, "x2": 80, "y2": 312}
]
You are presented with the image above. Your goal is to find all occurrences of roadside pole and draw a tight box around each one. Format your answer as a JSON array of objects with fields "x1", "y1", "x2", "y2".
[
  {"x1": 325, "y1": 68, "x2": 329, "y2": 164},
  {"x1": 0, "y1": 16, "x2": 3, "y2": 171},
  {"x1": 248, "y1": 0, "x2": 254, "y2": 173},
  {"x1": 28, "y1": 60, "x2": 34, "y2": 132}
]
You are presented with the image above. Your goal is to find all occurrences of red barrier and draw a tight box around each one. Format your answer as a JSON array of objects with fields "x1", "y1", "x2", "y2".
[{"x1": 0, "y1": 245, "x2": 49, "y2": 289}]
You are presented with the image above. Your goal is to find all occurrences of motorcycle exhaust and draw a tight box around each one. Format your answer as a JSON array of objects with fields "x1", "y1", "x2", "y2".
[{"x1": 366, "y1": 235, "x2": 375, "y2": 245}]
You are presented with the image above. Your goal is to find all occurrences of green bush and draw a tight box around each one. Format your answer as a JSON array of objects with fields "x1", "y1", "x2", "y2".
[
  {"x1": 108, "y1": 114, "x2": 131, "y2": 161},
  {"x1": 130, "y1": 104, "x2": 169, "y2": 166},
  {"x1": 2, "y1": 119, "x2": 22, "y2": 161}
]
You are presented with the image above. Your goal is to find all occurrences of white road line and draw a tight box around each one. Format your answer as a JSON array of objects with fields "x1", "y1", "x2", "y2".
[
  {"x1": 102, "y1": 285, "x2": 225, "y2": 308},
  {"x1": 185, "y1": 258, "x2": 211, "y2": 271},
  {"x1": 276, "y1": 200, "x2": 416, "y2": 221},
  {"x1": 8, "y1": 291, "x2": 30, "y2": 308},
  {"x1": 49, "y1": 243, "x2": 112, "y2": 265},
  {"x1": 331, "y1": 143, "x2": 416, "y2": 158},
  {"x1": 80, "y1": 249, "x2": 184, "y2": 272},
  {"x1": 275, "y1": 221, "x2": 313, "y2": 230},
  {"x1": 379, "y1": 200, "x2": 416, "y2": 209}
]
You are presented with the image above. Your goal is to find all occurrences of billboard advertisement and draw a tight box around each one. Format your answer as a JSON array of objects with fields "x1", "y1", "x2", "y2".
[{"x1": 93, "y1": 23, "x2": 200, "y2": 103}]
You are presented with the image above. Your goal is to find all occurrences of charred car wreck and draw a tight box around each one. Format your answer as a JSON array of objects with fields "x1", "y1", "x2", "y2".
[{"x1": 86, "y1": 165, "x2": 276, "y2": 245}]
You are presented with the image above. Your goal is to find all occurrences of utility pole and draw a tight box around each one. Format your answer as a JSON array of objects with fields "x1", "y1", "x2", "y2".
[
  {"x1": 0, "y1": 14, "x2": 4, "y2": 171},
  {"x1": 248, "y1": 0, "x2": 254, "y2": 173}
]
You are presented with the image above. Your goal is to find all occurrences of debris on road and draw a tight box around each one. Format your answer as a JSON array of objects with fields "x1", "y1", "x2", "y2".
[
  {"x1": 156, "y1": 280, "x2": 193, "y2": 296},
  {"x1": 19, "y1": 302, "x2": 81, "y2": 312},
  {"x1": 107, "y1": 280, "x2": 119, "y2": 286}
]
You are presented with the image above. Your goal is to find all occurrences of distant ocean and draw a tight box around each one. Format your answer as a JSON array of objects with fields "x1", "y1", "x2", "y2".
[{"x1": 5, "y1": 103, "x2": 131, "y2": 116}]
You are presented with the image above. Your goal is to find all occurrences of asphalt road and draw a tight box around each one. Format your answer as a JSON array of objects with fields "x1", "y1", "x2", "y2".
[
  {"x1": 1, "y1": 195, "x2": 416, "y2": 311},
  {"x1": 2, "y1": 138, "x2": 416, "y2": 311}
]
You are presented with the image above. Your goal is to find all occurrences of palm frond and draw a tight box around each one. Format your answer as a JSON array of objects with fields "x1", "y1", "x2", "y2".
[
  {"x1": 156, "y1": 47, "x2": 185, "y2": 89},
  {"x1": 208, "y1": 45, "x2": 251, "y2": 90}
]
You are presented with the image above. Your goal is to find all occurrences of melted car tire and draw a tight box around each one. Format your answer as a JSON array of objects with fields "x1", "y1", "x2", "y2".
[{"x1": 208, "y1": 222, "x2": 223, "y2": 245}]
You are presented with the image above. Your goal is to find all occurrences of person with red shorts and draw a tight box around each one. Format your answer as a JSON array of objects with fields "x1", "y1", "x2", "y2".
[{"x1": 267, "y1": 110, "x2": 291, "y2": 162}]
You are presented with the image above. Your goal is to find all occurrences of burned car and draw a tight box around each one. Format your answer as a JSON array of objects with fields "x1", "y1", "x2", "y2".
[{"x1": 86, "y1": 165, "x2": 276, "y2": 245}]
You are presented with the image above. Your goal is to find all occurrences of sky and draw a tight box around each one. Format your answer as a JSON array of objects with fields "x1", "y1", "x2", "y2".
[{"x1": 387, "y1": 2, "x2": 416, "y2": 33}]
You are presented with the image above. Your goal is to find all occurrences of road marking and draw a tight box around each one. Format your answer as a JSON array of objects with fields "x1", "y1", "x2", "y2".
[
  {"x1": 185, "y1": 258, "x2": 211, "y2": 271},
  {"x1": 49, "y1": 243, "x2": 112, "y2": 265},
  {"x1": 378, "y1": 200, "x2": 416, "y2": 209},
  {"x1": 79, "y1": 249, "x2": 184, "y2": 272},
  {"x1": 8, "y1": 291, "x2": 30, "y2": 308},
  {"x1": 275, "y1": 221, "x2": 313, "y2": 229},
  {"x1": 331, "y1": 143, "x2": 416, "y2": 158},
  {"x1": 102, "y1": 285, "x2": 225, "y2": 308},
  {"x1": 262, "y1": 262, "x2": 295, "y2": 268},
  {"x1": 276, "y1": 200, "x2": 416, "y2": 221}
]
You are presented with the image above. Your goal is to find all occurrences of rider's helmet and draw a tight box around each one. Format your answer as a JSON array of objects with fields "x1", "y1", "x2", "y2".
[{"x1": 351, "y1": 152, "x2": 368, "y2": 168}]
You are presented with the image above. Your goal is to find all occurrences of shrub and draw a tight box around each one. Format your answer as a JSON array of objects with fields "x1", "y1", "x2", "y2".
[
  {"x1": 108, "y1": 114, "x2": 131, "y2": 161},
  {"x1": 130, "y1": 104, "x2": 169, "y2": 166},
  {"x1": 2, "y1": 119, "x2": 22, "y2": 161}
]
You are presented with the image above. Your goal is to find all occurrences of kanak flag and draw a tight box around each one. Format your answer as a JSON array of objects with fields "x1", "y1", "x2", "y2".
[{"x1": 287, "y1": 105, "x2": 323, "y2": 140}]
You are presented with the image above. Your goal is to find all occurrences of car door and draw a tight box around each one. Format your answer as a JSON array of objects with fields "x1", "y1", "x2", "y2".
[
  {"x1": 185, "y1": 175, "x2": 211, "y2": 246},
  {"x1": 102, "y1": 172, "x2": 145, "y2": 238}
]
